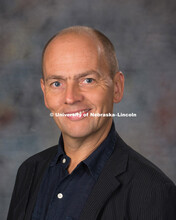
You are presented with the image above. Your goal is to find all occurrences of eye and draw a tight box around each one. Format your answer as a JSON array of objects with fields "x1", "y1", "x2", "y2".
[
  {"x1": 83, "y1": 78, "x2": 94, "y2": 84},
  {"x1": 51, "y1": 81, "x2": 61, "y2": 87}
]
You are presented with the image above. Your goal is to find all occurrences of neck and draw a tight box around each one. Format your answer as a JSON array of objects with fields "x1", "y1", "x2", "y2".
[{"x1": 62, "y1": 120, "x2": 112, "y2": 173}]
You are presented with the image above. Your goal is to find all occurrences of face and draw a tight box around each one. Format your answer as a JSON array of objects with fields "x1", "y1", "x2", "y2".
[{"x1": 41, "y1": 33, "x2": 124, "y2": 140}]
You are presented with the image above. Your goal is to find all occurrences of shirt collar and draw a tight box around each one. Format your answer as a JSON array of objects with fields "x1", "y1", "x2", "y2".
[
  {"x1": 83, "y1": 121, "x2": 117, "y2": 180},
  {"x1": 50, "y1": 121, "x2": 117, "y2": 179},
  {"x1": 50, "y1": 135, "x2": 67, "y2": 166}
]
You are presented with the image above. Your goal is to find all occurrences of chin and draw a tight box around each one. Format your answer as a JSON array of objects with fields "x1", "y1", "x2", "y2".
[
  {"x1": 62, "y1": 127, "x2": 93, "y2": 139},
  {"x1": 56, "y1": 119, "x2": 95, "y2": 139}
]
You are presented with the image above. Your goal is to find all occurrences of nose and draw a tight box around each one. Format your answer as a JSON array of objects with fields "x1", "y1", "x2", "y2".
[{"x1": 64, "y1": 81, "x2": 83, "y2": 104}]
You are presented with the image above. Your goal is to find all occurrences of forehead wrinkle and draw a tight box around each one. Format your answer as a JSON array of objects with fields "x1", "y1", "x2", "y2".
[
  {"x1": 45, "y1": 75, "x2": 66, "y2": 82},
  {"x1": 45, "y1": 70, "x2": 102, "y2": 82}
]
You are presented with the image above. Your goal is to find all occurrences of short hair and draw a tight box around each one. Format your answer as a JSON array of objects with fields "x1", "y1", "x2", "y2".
[{"x1": 42, "y1": 26, "x2": 119, "y2": 78}]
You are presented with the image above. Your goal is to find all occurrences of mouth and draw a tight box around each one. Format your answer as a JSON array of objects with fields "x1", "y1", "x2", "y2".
[{"x1": 64, "y1": 109, "x2": 91, "y2": 121}]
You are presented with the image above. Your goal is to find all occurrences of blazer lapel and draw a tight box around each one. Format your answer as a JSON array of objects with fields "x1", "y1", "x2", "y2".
[
  {"x1": 24, "y1": 159, "x2": 50, "y2": 220},
  {"x1": 7, "y1": 146, "x2": 58, "y2": 220},
  {"x1": 24, "y1": 147, "x2": 58, "y2": 220},
  {"x1": 9, "y1": 164, "x2": 36, "y2": 220},
  {"x1": 79, "y1": 137, "x2": 129, "y2": 220}
]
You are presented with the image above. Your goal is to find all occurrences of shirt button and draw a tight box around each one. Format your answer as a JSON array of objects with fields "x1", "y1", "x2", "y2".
[
  {"x1": 62, "y1": 158, "x2": 66, "y2": 164},
  {"x1": 57, "y1": 193, "x2": 63, "y2": 199}
]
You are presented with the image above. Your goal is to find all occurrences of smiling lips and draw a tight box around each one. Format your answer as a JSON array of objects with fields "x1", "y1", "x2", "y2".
[{"x1": 64, "y1": 109, "x2": 91, "y2": 120}]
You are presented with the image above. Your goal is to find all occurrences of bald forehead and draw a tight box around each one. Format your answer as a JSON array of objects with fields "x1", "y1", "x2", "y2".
[
  {"x1": 42, "y1": 27, "x2": 117, "y2": 79},
  {"x1": 43, "y1": 32, "x2": 102, "y2": 58},
  {"x1": 42, "y1": 31, "x2": 111, "y2": 79},
  {"x1": 42, "y1": 32, "x2": 108, "y2": 75}
]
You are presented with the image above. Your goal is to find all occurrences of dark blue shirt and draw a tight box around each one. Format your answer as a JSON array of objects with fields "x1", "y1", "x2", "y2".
[{"x1": 32, "y1": 123, "x2": 116, "y2": 220}]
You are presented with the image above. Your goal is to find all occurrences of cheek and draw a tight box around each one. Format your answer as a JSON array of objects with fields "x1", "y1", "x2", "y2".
[
  {"x1": 45, "y1": 92, "x2": 63, "y2": 111},
  {"x1": 86, "y1": 88, "x2": 113, "y2": 110}
]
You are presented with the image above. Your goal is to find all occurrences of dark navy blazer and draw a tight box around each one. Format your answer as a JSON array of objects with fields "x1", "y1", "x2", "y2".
[{"x1": 7, "y1": 132, "x2": 176, "y2": 220}]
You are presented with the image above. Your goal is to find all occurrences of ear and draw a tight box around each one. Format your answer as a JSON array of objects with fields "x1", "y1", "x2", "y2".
[
  {"x1": 113, "y1": 71, "x2": 124, "y2": 103},
  {"x1": 40, "y1": 78, "x2": 49, "y2": 109}
]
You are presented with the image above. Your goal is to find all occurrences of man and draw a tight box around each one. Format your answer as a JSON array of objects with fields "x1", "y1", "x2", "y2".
[{"x1": 8, "y1": 26, "x2": 176, "y2": 220}]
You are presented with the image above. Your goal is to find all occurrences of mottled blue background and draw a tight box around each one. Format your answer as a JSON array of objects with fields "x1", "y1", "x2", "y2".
[{"x1": 0, "y1": 0, "x2": 176, "y2": 219}]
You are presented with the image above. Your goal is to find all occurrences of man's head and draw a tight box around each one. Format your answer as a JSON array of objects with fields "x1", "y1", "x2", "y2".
[{"x1": 41, "y1": 26, "x2": 124, "y2": 140}]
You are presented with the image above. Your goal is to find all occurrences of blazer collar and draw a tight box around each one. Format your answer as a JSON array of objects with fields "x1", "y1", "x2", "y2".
[{"x1": 79, "y1": 132, "x2": 129, "y2": 220}]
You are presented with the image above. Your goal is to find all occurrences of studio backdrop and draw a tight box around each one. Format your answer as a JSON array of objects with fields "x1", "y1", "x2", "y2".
[{"x1": 0, "y1": 0, "x2": 176, "y2": 219}]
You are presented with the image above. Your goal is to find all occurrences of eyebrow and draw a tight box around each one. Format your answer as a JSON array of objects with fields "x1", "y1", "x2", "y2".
[
  {"x1": 74, "y1": 70, "x2": 101, "y2": 80},
  {"x1": 45, "y1": 70, "x2": 101, "y2": 82}
]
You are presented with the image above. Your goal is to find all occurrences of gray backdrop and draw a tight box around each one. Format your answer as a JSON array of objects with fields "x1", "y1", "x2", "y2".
[{"x1": 0, "y1": 0, "x2": 176, "y2": 219}]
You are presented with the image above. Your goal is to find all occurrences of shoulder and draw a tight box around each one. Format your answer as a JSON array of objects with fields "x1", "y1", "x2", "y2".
[
  {"x1": 114, "y1": 133, "x2": 175, "y2": 187},
  {"x1": 109, "y1": 133, "x2": 176, "y2": 218},
  {"x1": 124, "y1": 145, "x2": 176, "y2": 218},
  {"x1": 17, "y1": 145, "x2": 58, "y2": 173},
  {"x1": 125, "y1": 145, "x2": 174, "y2": 187}
]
